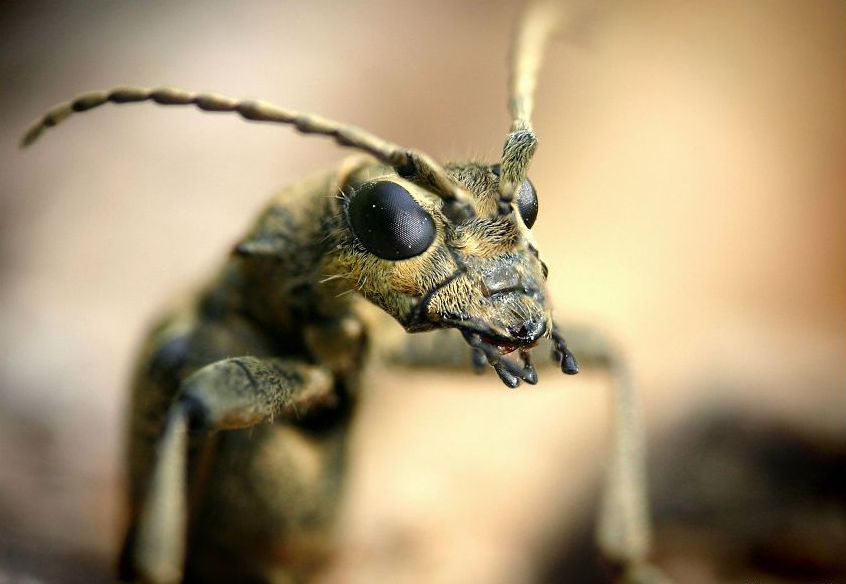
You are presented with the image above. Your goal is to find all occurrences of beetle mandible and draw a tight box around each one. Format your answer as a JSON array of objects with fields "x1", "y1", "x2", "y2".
[{"x1": 22, "y1": 1, "x2": 665, "y2": 582}]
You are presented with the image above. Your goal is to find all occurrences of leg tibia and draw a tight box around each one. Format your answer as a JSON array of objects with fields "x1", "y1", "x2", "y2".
[
  {"x1": 130, "y1": 357, "x2": 335, "y2": 583},
  {"x1": 571, "y1": 330, "x2": 671, "y2": 582}
]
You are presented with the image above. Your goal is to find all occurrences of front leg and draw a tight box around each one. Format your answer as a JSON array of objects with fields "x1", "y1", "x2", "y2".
[
  {"x1": 379, "y1": 322, "x2": 668, "y2": 582},
  {"x1": 132, "y1": 357, "x2": 334, "y2": 584},
  {"x1": 554, "y1": 327, "x2": 669, "y2": 583},
  {"x1": 179, "y1": 356, "x2": 335, "y2": 431}
]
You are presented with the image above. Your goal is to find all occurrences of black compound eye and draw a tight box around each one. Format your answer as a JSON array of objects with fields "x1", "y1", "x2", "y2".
[
  {"x1": 346, "y1": 181, "x2": 436, "y2": 260},
  {"x1": 516, "y1": 178, "x2": 538, "y2": 228},
  {"x1": 491, "y1": 166, "x2": 538, "y2": 228}
]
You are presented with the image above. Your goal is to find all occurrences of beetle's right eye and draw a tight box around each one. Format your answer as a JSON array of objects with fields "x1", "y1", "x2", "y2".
[
  {"x1": 516, "y1": 178, "x2": 538, "y2": 228},
  {"x1": 346, "y1": 181, "x2": 436, "y2": 260}
]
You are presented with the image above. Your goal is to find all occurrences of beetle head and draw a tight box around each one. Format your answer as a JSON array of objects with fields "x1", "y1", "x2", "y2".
[{"x1": 324, "y1": 161, "x2": 563, "y2": 385}]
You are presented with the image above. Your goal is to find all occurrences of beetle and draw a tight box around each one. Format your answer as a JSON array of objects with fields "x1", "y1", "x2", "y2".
[{"x1": 22, "y1": 1, "x2": 665, "y2": 582}]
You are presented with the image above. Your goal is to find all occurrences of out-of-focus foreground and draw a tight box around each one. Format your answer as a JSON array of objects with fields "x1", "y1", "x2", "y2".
[{"x1": 1, "y1": 1, "x2": 844, "y2": 583}]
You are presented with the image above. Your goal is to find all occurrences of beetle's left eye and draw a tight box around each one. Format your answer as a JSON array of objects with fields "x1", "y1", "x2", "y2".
[
  {"x1": 346, "y1": 180, "x2": 436, "y2": 260},
  {"x1": 517, "y1": 179, "x2": 538, "y2": 228}
]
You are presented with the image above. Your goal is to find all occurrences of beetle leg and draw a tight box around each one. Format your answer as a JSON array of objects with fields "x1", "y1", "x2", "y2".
[
  {"x1": 561, "y1": 328, "x2": 669, "y2": 583},
  {"x1": 177, "y1": 357, "x2": 335, "y2": 433},
  {"x1": 132, "y1": 357, "x2": 334, "y2": 584},
  {"x1": 132, "y1": 404, "x2": 189, "y2": 584}
]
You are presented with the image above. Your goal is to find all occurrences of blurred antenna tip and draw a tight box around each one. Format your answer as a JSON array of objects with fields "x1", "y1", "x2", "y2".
[{"x1": 20, "y1": 126, "x2": 41, "y2": 148}]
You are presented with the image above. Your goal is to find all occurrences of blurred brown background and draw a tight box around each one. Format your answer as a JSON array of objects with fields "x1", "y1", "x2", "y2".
[{"x1": 1, "y1": 1, "x2": 844, "y2": 583}]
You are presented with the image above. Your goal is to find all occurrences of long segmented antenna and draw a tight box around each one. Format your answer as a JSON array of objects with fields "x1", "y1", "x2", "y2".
[
  {"x1": 21, "y1": 86, "x2": 473, "y2": 211},
  {"x1": 498, "y1": 0, "x2": 571, "y2": 213}
]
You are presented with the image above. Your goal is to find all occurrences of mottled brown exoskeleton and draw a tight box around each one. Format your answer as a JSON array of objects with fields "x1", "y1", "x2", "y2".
[{"x1": 22, "y1": 1, "x2": 666, "y2": 583}]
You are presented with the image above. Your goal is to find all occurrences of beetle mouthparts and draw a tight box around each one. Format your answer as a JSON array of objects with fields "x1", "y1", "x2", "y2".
[{"x1": 479, "y1": 334, "x2": 539, "y2": 356}]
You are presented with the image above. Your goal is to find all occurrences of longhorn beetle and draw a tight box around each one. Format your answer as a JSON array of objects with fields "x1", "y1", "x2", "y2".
[{"x1": 22, "y1": 1, "x2": 665, "y2": 582}]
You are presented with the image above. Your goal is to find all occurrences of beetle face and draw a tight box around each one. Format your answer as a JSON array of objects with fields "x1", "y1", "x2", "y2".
[
  {"x1": 422, "y1": 220, "x2": 550, "y2": 353},
  {"x1": 326, "y1": 162, "x2": 550, "y2": 356}
]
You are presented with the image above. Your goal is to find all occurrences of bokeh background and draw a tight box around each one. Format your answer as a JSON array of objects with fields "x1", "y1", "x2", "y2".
[{"x1": 1, "y1": 1, "x2": 844, "y2": 583}]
